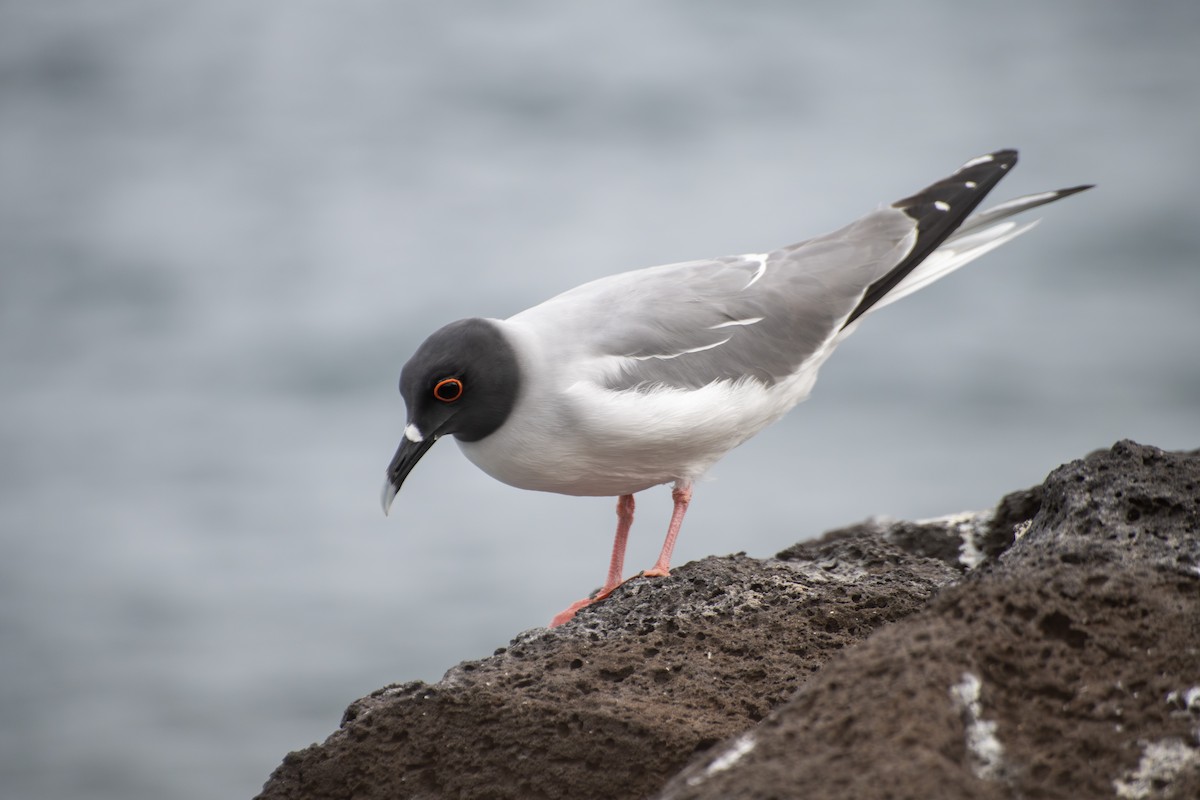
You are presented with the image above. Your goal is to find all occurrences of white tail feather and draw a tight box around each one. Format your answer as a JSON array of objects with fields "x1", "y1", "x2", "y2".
[
  {"x1": 867, "y1": 219, "x2": 1039, "y2": 313},
  {"x1": 856, "y1": 184, "x2": 1082, "y2": 318},
  {"x1": 954, "y1": 190, "x2": 1063, "y2": 237}
]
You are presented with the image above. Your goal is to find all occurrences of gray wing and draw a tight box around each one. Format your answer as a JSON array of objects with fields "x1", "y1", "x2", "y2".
[
  {"x1": 515, "y1": 148, "x2": 1086, "y2": 393},
  {"x1": 536, "y1": 208, "x2": 915, "y2": 392}
]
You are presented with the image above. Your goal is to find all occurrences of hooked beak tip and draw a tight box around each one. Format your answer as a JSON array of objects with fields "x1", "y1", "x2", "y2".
[
  {"x1": 381, "y1": 479, "x2": 399, "y2": 516},
  {"x1": 382, "y1": 433, "x2": 438, "y2": 518}
]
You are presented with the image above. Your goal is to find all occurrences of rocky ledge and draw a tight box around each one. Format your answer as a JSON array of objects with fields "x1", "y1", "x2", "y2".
[{"x1": 257, "y1": 441, "x2": 1199, "y2": 799}]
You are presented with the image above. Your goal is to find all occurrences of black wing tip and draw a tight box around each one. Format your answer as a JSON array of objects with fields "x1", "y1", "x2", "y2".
[
  {"x1": 956, "y1": 149, "x2": 1018, "y2": 177},
  {"x1": 841, "y1": 154, "x2": 1093, "y2": 330},
  {"x1": 844, "y1": 151, "x2": 1021, "y2": 329},
  {"x1": 953, "y1": 149, "x2": 1018, "y2": 179},
  {"x1": 985, "y1": 148, "x2": 1019, "y2": 163},
  {"x1": 891, "y1": 150, "x2": 1019, "y2": 219}
]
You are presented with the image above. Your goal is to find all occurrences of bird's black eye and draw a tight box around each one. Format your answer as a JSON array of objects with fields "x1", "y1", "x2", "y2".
[{"x1": 433, "y1": 377, "x2": 464, "y2": 403}]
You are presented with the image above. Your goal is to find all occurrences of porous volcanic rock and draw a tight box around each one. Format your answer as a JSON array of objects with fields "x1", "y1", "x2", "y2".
[
  {"x1": 660, "y1": 440, "x2": 1200, "y2": 799},
  {"x1": 257, "y1": 441, "x2": 1199, "y2": 800}
]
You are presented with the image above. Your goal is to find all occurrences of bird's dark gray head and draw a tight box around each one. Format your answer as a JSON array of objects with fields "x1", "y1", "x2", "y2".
[{"x1": 382, "y1": 318, "x2": 520, "y2": 514}]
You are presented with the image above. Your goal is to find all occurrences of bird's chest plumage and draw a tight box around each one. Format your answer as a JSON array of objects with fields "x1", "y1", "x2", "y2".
[{"x1": 456, "y1": 362, "x2": 820, "y2": 497}]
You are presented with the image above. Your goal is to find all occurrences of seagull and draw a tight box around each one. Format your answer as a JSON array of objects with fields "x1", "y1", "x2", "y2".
[{"x1": 382, "y1": 149, "x2": 1091, "y2": 626}]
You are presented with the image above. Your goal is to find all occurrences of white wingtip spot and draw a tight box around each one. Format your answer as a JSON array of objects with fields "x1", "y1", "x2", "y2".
[
  {"x1": 404, "y1": 423, "x2": 424, "y2": 443},
  {"x1": 934, "y1": 200, "x2": 951, "y2": 211},
  {"x1": 960, "y1": 154, "x2": 994, "y2": 169},
  {"x1": 964, "y1": 180, "x2": 977, "y2": 188}
]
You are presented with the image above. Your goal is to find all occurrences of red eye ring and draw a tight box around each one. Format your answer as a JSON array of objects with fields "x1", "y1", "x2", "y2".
[{"x1": 433, "y1": 377, "x2": 464, "y2": 403}]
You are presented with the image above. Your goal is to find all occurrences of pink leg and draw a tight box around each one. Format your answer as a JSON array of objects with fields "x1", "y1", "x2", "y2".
[
  {"x1": 602, "y1": 494, "x2": 636, "y2": 593},
  {"x1": 642, "y1": 483, "x2": 692, "y2": 578},
  {"x1": 549, "y1": 494, "x2": 636, "y2": 627}
]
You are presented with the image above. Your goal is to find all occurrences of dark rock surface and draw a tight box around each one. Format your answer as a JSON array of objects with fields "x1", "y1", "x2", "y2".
[{"x1": 257, "y1": 441, "x2": 1199, "y2": 800}]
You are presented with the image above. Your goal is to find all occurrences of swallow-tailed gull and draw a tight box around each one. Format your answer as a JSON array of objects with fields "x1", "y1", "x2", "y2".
[{"x1": 382, "y1": 149, "x2": 1091, "y2": 626}]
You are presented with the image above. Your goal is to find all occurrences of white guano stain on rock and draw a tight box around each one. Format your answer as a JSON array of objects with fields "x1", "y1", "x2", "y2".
[
  {"x1": 1113, "y1": 739, "x2": 1200, "y2": 799},
  {"x1": 916, "y1": 510, "x2": 993, "y2": 569},
  {"x1": 686, "y1": 732, "x2": 757, "y2": 786},
  {"x1": 950, "y1": 671, "x2": 1006, "y2": 780}
]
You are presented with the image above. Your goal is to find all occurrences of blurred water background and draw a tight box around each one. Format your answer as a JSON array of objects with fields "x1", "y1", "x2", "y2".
[{"x1": 2, "y1": 2, "x2": 1198, "y2": 798}]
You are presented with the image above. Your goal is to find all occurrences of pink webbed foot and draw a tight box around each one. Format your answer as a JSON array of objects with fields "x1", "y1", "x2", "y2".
[
  {"x1": 639, "y1": 484, "x2": 692, "y2": 579},
  {"x1": 548, "y1": 494, "x2": 636, "y2": 627},
  {"x1": 549, "y1": 587, "x2": 616, "y2": 627}
]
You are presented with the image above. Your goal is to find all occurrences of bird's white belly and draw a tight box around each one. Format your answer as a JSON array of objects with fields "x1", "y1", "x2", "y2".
[{"x1": 457, "y1": 369, "x2": 821, "y2": 497}]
